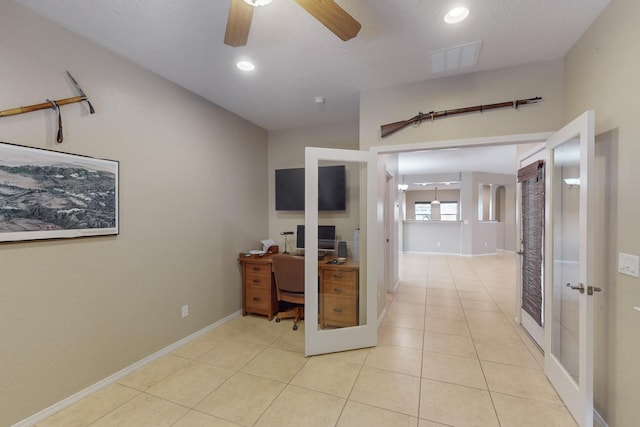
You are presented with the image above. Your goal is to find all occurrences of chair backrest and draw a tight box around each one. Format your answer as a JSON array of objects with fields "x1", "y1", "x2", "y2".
[{"x1": 272, "y1": 254, "x2": 305, "y2": 294}]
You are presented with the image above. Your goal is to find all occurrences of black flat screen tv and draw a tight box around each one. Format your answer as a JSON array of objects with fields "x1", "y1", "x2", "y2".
[{"x1": 275, "y1": 165, "x2": 346, "y2": 211}]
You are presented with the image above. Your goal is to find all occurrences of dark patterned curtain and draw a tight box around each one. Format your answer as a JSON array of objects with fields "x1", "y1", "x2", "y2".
[{"x1": 518, "y1": 160, "x2": 544, "y2": 326}]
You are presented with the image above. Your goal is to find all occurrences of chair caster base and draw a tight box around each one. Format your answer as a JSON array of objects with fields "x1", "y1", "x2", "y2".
[
  {"x1": 275, "y1": 317, "x2": 281, "y2": 323},
  {"x1": 293, "y1": 324, "x2": 298, "y2": 331}
]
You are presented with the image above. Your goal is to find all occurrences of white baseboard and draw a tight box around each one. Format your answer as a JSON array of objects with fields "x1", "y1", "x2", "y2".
[
  {"x1": 377, "y1": 305, "x2": 388, "y2": 328},
  {"x1": 594, "y1": 409, "x2": 609, "y2": 427},
  {"x1": 13, "y1": 310, "x2": 242, "y2": 427},
  {"x1": 402, "y1": 250, "x2": 462, "y2": 256},
  {"x1": 389, "y1": 278, "x2": 400, "y2": 293}
]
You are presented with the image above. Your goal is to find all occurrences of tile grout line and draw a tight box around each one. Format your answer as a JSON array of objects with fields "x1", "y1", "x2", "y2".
[{"x1": 415, "y1": 256, "x2": 430, "y2": 422}]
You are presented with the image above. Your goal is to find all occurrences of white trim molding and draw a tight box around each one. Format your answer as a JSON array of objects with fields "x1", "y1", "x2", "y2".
[{"x1": 594, "y1": 409, "x2": 609, "y2": 427}]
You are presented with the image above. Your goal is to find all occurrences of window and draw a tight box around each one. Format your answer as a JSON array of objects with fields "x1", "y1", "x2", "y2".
[
  {"x1": 440, "y1": 202, "x2": 458, "y2": 221},
  {"x1": 415, "y1": 202, "x2": 431, "y2": 220},
  {"x1": 415, "y1": 201, "x2": 459, "y2": 221}
]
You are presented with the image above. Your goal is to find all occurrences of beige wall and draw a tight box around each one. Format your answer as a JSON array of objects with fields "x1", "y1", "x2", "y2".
[
  {"x1": 0, "y1": 3, "x2": 268, "y2": 425},
  {"x1": 564, "y1": 0, "x2": 640, "y2": 424},
  {"x1": 267, "y1": 122, "x2": 359, "y2": 254}
]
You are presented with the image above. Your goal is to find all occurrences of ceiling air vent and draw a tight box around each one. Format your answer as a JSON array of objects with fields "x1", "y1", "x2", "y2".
[{"x1": 429, "y1": 40, "x2": 482, "y2": 74}]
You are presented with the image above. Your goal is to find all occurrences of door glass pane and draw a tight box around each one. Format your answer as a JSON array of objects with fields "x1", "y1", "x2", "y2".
[
  {"x1": 317, "y1": 160, "x2": 365, "y2": 331},
  {"x1": 551, "y1": 137, "x2": 581, "y2": 384}
]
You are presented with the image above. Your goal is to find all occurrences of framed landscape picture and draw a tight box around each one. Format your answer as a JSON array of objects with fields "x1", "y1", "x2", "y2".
[{"x1": 0, "y1": 142, "x2": 118, "y2": 242}]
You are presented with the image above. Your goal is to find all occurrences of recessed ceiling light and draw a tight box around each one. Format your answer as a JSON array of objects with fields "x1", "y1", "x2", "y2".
[
  {"x1": 314, "y1": 96, "x2": 326, "y2": 104},
  {"x1": 244, "y1": 0, "x2": 272, "y2": 6},
  {"x1": 444, "y1": 6, "x2": 469, "y2": 24},
  {"x1": 236, "y1": 61, "x2": 255, "y2": 71}
]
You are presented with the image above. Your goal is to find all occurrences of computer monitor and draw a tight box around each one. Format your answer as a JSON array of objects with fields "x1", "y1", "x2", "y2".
[{"x1": 296, "y1": 224, "x2": 336, "y2": 252}]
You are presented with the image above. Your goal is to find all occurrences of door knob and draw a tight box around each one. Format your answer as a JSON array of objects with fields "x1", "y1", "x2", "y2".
[{"x1": 566, "y1": 282, "x2": 585, "y2": 294}]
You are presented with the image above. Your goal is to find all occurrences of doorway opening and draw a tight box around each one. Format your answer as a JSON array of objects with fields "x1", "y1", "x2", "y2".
[{"x1": 373, "y1": 132, "x2": 552, "y2": 335}]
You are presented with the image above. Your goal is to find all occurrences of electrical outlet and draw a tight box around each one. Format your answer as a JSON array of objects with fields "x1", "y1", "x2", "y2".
[
  {"x1": 618, "y1": 253, "x2": 639, "y2": 278},
  {"x1": 181, "y1": 304, "x2": 189, "y2": 318}
]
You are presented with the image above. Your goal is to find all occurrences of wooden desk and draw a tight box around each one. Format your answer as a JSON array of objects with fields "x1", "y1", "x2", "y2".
[
  {"x1": 238, "y1": 253, "x2": 359, "y2": 327},
  {"x1": 238, "y1": 254, "x2": 278, "y2": 320},
  {"x1": 319, "y1": 259, "x2": 359, "y2": 328}
]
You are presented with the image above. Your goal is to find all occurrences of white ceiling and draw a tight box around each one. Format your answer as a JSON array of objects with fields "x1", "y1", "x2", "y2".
[
  {"x1": 15, "y1": 0, "x2": 609, "y2": 132},
  {"x1": 400, "y1": 144, "x2": 517, "y2": 175}
]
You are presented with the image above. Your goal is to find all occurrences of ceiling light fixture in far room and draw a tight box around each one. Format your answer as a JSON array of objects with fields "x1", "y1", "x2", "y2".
[
  {"x1": 444, "y1": 6, "x2": 470, "y2": 24},
  {"x1": 244, "y1": 0, "x2": 272, "y2": 6},
  {"x1": 236, "y1": 60, "x2": 255, "y2": 71},
  {"x1": 432, "y1": 187, "x2": 441, "y2": 205},
  {"x1": 314, "y1": 96, "x2": 326, "y2": 104},
  {"x1": 564, "y1": 177, "x2": 581, "y2": 187}
]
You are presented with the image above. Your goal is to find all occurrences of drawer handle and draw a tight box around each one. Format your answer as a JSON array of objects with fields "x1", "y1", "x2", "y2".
[
  {"x1": 252, "y1": 297, "x2": 261, "y2": 301},
  {"x1": 252, "y1": 267, "x2": 261, "y2": 271},
  {"x1": 333, "y1": 274, "x2": 343, "y2": 279},
  {"x1": 333, "y1": 308, "x2": 343, "y2": 313},
  {"x1": 332, "y1": 287, "x2": 342, "y2": 293},
  {"x1": 252, "y1": 279, "x2": 261, "y2": 283}
]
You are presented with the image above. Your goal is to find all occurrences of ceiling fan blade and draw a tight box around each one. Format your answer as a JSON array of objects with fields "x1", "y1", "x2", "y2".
[
  {"x1": 224, "y1": 0, "x2": 254, "y2": 47},
  {"x1": 295, "y1": 0, "x2": 361, "y2": 41}
]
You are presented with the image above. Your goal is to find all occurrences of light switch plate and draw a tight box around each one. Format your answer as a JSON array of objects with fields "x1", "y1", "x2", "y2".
[{"x1": 618, "y1": 253, "x2": 639, "y2": 278}]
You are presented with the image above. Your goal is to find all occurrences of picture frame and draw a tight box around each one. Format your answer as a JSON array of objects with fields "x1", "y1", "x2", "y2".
[{"x1": 0, "y1": 142, "x2": 118, "y2": 242}]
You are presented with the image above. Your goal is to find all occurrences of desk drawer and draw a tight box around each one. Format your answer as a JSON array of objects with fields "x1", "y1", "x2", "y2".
[
  {"x1": 246, "y1": 272, "x2": 270, "y2": 289},
  {"x1": 245, "y1": 287, "x2": 271, "y2": 311},
  {"x1": 245, "y1": 262, "x2": 271, "y2": 276},
  {"x1": 323, "y1": 269, "x2": 357, "y2": 287},
  {"x1": 323, "y1": 281, "x2": 356, "y2": 297},
  {"x1": 322, "y1": 295, "x2": 357, "y2": 327}
]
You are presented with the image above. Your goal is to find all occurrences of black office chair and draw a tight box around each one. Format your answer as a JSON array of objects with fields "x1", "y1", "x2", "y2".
[{"x1": 272, "y1": 254, "x2": 305, "y2": 330}]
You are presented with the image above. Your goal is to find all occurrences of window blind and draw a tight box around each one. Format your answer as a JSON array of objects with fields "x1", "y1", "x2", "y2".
[{"x1": 518, "y1": 160, "x2": 545, "y2": 326}]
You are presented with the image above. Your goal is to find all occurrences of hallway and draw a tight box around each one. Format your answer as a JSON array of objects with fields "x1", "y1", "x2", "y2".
[
  {"x1": 35, "y1": 253, "x2": 577, "y2": 426},
  {"x1": 381, "y1": 252, "x2": 576, "y2": 426}
]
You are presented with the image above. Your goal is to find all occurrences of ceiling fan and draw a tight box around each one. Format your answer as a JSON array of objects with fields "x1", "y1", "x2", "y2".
[{"x1": 224, "y1": 0, "x2": 361, "y2": 47}]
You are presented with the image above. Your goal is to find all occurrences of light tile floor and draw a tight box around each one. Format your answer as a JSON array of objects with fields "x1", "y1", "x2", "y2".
[{"x1": 36, "y1": 253, "x2": 578, "y2": 426}]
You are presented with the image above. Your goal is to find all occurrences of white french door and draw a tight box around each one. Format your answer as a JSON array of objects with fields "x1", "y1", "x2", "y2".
[
  {"x1": 544, "y1": 110, "x2": 595, "y2": 427},
  {"x1": 304, "y1": 147, "x2": 378, "y2": 356}
]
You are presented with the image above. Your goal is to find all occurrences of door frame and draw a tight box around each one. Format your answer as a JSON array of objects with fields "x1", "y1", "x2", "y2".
[
  {"x1": 372, "y1": 131, "x2": 552, "y2": 328},
  {"x1": 372, "y1": 131, "x2": 553, "y2": 276},
  {"x1": 371, "y1": 123, "x2": 595, "y2": 426},
  {"x1": 384, "y1": 168, "x2": 398, "y2": 293}
]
